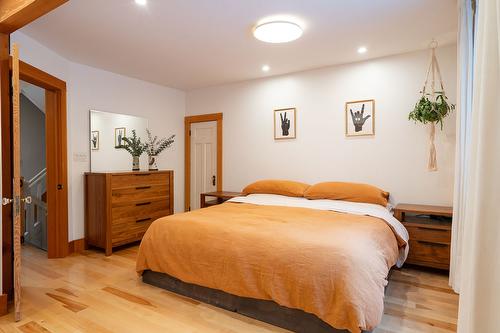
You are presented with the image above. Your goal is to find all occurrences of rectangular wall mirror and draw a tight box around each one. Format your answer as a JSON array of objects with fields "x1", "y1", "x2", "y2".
[{"x1": 89, "y1": 110, "x2": 149, "y2": 172}]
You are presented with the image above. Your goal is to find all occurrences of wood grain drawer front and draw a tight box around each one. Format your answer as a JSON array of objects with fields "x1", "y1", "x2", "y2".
[
  {"x1": 406, "y1": 226, "x2": 451, "y2": 244},
  {"x1": 111, "y1": 184, "x2": 169, "y2": 205},
  {"x1": 111, "y1": 173, "x2": 169, "y2": 189},
  {"x1": 112, "y1": 199, "x2": 169, "y2": 222},
  {"x1": 111, "y1": 210, "x2": 169, "y2": 246},
  {"x1": 407, "y1": 240, "x2": 450, "y2": 264}
]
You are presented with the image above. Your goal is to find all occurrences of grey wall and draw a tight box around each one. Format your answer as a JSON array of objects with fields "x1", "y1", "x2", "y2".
[{"x1": 21, "y1": 93, "x2": 46, "y2": 181}]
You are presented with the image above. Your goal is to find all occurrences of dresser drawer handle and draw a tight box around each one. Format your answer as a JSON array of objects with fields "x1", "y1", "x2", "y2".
[
  {"x1": 134, "y1": 173, "x2": 151, "y2": 176},
  {"x1": 136, "y1": 186, "x2": 151, "y2": 190},
  {"x1": 136, "y1": 202, "x2": 151, "y2": 206},
  {"x1": 136, "y1": 217, "x2": 152, "y2": 223},
  {"x1": 417, "y1": 227, "x2": 448, "y2": 232},
  {"x1": 417, "y1": 241, "x2": 448, "y2": 247}
]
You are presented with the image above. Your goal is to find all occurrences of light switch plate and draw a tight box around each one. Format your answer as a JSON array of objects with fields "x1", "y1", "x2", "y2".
[{"x1": 73, "y1": 152, "x2": 88, "y2": 162}]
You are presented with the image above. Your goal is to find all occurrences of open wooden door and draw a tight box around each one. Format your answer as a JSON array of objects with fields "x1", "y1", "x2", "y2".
[{"x1": 11, "y1": 43, "x2": 26, "y2": 321}]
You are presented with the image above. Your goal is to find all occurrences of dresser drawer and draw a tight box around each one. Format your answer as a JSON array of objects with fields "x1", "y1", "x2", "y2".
[
  {"x1": 407, "y1": 240, "x2": 450, "y2": 264},
  {"x1": 111, "y1": 209, "x2": 169, "y2": 246},
  {"x1": 406, "y1": 225, "x2": 451, "y2": 244},
  {"x1": 112, "y1": 199, "x2": 169, "y2": 221},
  {"x1": 111, "y1": 184, "x2": 169, "y2": 205},
  {"x1": 111, "y1": 172, "x2": 169, "y2": 189}
]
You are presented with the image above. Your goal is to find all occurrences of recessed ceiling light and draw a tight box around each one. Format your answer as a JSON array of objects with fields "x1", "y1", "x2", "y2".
[
  {"x1": 254, "y1": 21, "x2": 303, "y2": 43},
  {"x1": 262, "y1": 65, "x2": 270, "y2": 72},
  {"x1": 357, "y1": 46, "x2": 367, "y2": 54},
  {"x1": 135, "y1": 0, "x2": 147, "y2": 6}
]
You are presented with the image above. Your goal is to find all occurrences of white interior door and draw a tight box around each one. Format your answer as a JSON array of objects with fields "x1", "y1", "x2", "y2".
[{"x1": 190, "y1": 121, "x2": 217, "y2": 210}]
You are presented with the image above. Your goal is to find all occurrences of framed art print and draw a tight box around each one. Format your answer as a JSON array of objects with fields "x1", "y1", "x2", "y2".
[
  {"x1": 91, "y1": 131, "x2": 99, "y2": 150},
  {"x1": 345, "y1": 99, "x2": 375, "y2": 137},
  {"x1": 114, "y1": 127, "x2": 126, "y2": 148},
  {"x1": 274, "y1": 108, "x2": 296, "y2": 140}
]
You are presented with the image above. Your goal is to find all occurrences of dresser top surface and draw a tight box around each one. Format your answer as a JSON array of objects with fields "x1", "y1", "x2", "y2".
[{"x1": 85, "y1": 170, "x2": 172, "y2": 176}]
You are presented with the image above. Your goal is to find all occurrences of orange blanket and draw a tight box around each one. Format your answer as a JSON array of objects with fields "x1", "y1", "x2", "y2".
[{"x1": 136, "y1": 202, "x2": 400, "y2": 332}]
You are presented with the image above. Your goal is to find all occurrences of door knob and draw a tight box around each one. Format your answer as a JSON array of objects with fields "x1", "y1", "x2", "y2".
[
  {"x1": 57, "y1": 184, "x2": 64, "y2": 190},
  {"x1": 2, "y1": 198, "x2": 13, "y2": 206},
  {"x1": 21, "y1": 196, "x2": 32, "y2": 205}
]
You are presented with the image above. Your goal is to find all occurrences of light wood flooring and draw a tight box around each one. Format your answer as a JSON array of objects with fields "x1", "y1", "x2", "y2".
[{"x1": 0, "y1": 245, "x2": 458, "y2": 333}]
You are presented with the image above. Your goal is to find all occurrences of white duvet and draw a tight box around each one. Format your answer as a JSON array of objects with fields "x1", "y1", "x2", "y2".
[{"x1": 228, "y1": 193, "x2": 409, "y2": 267}]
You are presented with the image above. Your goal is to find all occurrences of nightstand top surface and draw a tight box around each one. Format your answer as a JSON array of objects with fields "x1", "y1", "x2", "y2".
[
  {"x1": 201, "y1": 191, "x2": 244, "y2": 199},
  {"x1": 394, "y1": 203, "x2": 453, "y2": 217}
]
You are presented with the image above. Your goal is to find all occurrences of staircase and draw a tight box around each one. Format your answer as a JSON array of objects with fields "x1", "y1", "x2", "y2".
[{"x1": 22, "y1": 168, "x2": 47, "y2": 251}]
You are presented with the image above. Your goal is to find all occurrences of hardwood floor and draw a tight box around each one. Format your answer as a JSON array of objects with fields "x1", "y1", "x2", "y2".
[{"x1": 0, "y1": 245, "x2": 458, "y2": 333}]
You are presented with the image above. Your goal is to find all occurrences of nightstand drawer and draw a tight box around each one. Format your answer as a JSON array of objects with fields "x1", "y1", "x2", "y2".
[
  {"x1": 406, "y1": 225, "x2": 451, "y2": 244},
  {"x1": 407, "y1": 240, "x2": 450, "y2": 263}
]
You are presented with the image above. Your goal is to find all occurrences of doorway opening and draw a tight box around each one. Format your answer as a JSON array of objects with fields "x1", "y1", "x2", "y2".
[
  {"x1": 20, "y1": 81, "x2": 47, "y2": 251},
  {"x1": 184, "y1": 113, "x2": 223, "y2": 211}
]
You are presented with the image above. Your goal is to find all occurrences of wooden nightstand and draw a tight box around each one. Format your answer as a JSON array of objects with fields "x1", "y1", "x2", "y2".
[
  {"x1": 394, "y1": 204, "x2": 452, "y2": 270},
  {"x1": 200, "y1": 191, "x2": 244, "y2": 208}
]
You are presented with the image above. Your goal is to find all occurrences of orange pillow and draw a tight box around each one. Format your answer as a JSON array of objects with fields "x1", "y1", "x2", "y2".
[
  {"x1": 304, "y1": 182, "x2": 389, "y2": 206},
  {"x1": 242, "y1": 180, "x2": 310, "y2": 197}
]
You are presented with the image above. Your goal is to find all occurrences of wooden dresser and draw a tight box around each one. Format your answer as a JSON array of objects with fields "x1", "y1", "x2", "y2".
[
  {"x1": 394, "y1": 204, "x2": 452, "y2": 270},
  {"x1": 85, "y1": 170, "x2": 174, "y2": 255}
]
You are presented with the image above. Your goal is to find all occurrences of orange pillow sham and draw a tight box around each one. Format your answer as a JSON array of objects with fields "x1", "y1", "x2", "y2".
[
  {"x1": 304, "y1": 182, "x2": 389, "y2": 206},
  {"x1": 242, "y1": 180, "x2": 310, "y2": 197}
]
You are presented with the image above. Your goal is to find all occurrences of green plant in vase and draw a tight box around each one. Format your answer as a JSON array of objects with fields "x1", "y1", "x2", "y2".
[
  {"x1": 145, "y1": 129, "x2": 175, "y2": 171},
  {"x1": 122, "y1": 129, "x2": 147, "y2": 171}
]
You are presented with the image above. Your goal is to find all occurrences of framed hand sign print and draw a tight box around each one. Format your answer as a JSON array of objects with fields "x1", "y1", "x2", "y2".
[
  {"x1": 274, "y1": 108, "x2": 296, "y2": 140},
  {"x1": 345, "y1": 100, "x2": 375, "y2": 137}
]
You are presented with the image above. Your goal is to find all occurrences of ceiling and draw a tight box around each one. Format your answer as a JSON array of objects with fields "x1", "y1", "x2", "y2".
[{"x1": 21, "y1": 0, "x2": 457, "y2": 90}]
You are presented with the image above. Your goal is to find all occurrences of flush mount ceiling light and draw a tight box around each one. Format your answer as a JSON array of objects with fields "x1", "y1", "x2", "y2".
[
  {"x1": 357, "y1": 46, "x2": 368, "y2": 54},
  {"x1": 254, "y1": 21, "x2": 303, "y2": 43},
  {"x1": 135, "y1": 0, "x2": 147, "y2": 6},
  {"x1": 262, "y1": 65, "x2": 270, "y2": 72}
]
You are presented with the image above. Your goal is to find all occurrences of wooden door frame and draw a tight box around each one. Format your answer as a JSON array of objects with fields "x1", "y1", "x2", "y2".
[
  {"x1": 9, "y1": 59, "x2": 69, "y2": 260},
  {"x1": 0, "y1": 33, "x2": 12, "y2": 304},
  {"x1": 184, "y1": 113, "x2": 223, "y2": 211}
]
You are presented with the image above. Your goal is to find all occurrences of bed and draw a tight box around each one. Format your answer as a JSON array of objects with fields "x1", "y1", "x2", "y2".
[{"x1": 136, "y1": 187, "x2": 408, "y2": 333}]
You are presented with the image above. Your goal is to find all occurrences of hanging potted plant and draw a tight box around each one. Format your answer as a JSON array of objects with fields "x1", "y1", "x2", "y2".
[
  {"x1": 122, "y1": 130, "x2": 147, "y2": 171},
  {"x1": 408, "y1": 40, "x2": 455, "y2": 171},
  {"x1": 145, "y1": 129, "x2": 175, "y2": 171}
]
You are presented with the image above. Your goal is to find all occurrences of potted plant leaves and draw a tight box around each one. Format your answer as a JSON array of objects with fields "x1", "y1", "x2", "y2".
[
  {"x1": 145, "y1": 129, "x2": 175, "y2": 171},
  {"x1": 408, "y1": 40, "x2": 455, "y2": 171},
  {"x1": 409, "y1": 92, "x2": 455, "y2": 130},
  {"x1": 122, "y1": 130, "x2": 147, "y2": 171}
]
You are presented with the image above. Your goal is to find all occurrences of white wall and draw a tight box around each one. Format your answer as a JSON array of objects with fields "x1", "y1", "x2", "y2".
[
  {"x1": 20, "y1": 93, "x2": 46, "y2": 180},
  {"x1": 187, "y1": 45, "x2": 457, "y2": 205},
  {"x1": 11, "y1": 31, "x2": 185, "y2": 241},
  {"x1": 9, "y1": 29, "x2": 457, "y2": 245}
]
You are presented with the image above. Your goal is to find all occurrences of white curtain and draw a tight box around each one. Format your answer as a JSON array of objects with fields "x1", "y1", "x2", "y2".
[
  {"x1": 450, "y1": 0, "x2": 475, "y2": 293},
  {"x1": 457, "y1": 0, "x2": 500, "y2": 332}
]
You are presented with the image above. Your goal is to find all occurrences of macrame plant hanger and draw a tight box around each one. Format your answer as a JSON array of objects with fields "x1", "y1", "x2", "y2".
[{"x1": 421, "y1": 40, "x2": 444, "y2": 171}]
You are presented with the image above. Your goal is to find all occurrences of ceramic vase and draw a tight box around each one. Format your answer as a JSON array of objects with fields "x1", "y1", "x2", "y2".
[
  {"x1": 148, "y1": 155, "x2": 158, "y2": 171},
  {"x1": 132, "y1": 155, "x2": 140, "y2": 171}
]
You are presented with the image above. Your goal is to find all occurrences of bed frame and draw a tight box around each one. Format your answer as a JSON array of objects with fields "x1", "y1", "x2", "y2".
[{"x1": 143, "y1": 270, "x2": 373, "y2": 333}]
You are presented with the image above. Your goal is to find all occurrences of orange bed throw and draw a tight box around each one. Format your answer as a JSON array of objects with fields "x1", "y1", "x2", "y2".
[{"x1": 136, "y1": 202, "x2": 401, "y2": 332}]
